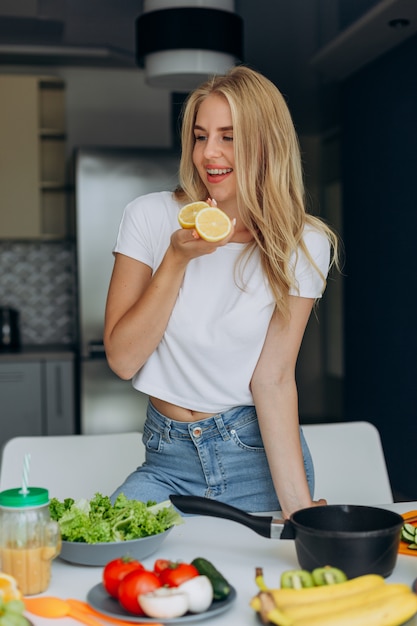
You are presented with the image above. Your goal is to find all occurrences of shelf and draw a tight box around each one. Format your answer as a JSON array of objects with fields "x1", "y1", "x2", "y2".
[
  {"x1": 0, "y1": 74, "x2": 69, "y2": 239},
  {"x1": 41, "y1": 193, "x2": 68, "y2": 237},
  {"x1": 40, "y1": 129, "x2": 66, "y2": 138},
  {"x1": 39, "y1": 78, "x2": 66, "y2": 131},
  {"x1": 40, "y1": 183, "x2": 67, "y2": 190}
]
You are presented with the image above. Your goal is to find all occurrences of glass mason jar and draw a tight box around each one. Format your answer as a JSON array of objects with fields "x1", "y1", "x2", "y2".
[{"x1": 0, "y1": 487, "x2": 61, "y2": 595}]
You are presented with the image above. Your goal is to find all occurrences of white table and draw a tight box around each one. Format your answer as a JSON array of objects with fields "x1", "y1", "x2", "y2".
[{"x1": 28, "y1": 502, "x2": 417, "y2": 625}]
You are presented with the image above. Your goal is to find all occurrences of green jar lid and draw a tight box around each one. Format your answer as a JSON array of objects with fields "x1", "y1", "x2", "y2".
[{"x1": 0, "y1": 487, "x2": 49, "y2": 508}]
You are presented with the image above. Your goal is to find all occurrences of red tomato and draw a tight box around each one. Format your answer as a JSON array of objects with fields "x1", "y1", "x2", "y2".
[
  {"x1": 118, "y1": 569, "x2": 162, "y2": 615},
  {"x1": 153, "y1": 558, "x2": 171, "y2": 574},
  {"x1": 102, "y1": 557, "x2": 144, "y2": 599},
  {"x1": 158, "y1": 562, "x2": 199, "y2": 587}
]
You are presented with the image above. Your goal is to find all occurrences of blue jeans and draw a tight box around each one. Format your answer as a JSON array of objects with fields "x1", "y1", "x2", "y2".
[{"x1": 111, "y1": 401, "x2": 315, "y2": 512}]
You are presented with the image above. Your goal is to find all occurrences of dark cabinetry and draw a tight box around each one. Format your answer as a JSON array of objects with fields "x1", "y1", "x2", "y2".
[{"x1": 0, "y1": 353, "x2": 75, "y2": 451}]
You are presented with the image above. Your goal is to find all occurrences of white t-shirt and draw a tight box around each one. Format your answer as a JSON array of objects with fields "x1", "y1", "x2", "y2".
[{"x1": 113, "y1": 191, "x2": 330, "y2": 413}]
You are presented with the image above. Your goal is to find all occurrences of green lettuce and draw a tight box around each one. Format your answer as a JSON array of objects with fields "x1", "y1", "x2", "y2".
[{"x1": 49, "y1": 493, "x2": 183, "y2": 543}]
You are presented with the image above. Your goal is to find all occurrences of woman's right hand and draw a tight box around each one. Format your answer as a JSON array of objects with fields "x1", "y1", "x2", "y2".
[{"x1": 169, "y1": 225, "x2": 233, "y2": 261}]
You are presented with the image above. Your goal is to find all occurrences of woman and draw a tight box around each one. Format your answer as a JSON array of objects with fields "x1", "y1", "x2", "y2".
[{"x1": 104, "y1": 65, "x2": 339, "y2": 518}]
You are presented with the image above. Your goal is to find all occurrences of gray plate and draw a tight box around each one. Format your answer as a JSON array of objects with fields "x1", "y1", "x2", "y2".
[
  {"x1": 58, "y1": 527, "x2": 172, "y2": 566},
  {"x1": 87, "y1": 582, "x2": 237, "y2": 623}
]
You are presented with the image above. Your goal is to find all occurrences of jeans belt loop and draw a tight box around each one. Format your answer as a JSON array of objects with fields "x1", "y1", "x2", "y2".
[
  {"x1": 214, "y1": 414, "x2": 230, "y2": 441},
  {"x1": 163, "y1": 420, "x2": 172, "y2": 443}
]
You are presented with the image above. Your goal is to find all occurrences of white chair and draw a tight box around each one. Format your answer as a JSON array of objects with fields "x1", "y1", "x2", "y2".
[
  {"x1": 0, "y1": 423, "x2": 393, "y2": 506},
  {"x1": 0, "y1": 432, "x2": 145, "y2": 501},
  {"x1": 302, "y1": 421, "x2": 393, "y2": 504}
]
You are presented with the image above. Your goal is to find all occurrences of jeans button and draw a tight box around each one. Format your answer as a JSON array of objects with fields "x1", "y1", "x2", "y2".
[{"x1": 192, "y1": 426, "x2": 202, "y2": 438}]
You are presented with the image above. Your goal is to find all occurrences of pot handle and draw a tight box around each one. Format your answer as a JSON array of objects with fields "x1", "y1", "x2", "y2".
[{"x1": 169, "y1": 494, "x2": 284, "y2": 539}]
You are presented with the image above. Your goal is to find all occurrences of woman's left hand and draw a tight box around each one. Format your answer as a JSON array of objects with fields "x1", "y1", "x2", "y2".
[{"x1": 310, "y1": 498, "x2": 327, "y2": 508}]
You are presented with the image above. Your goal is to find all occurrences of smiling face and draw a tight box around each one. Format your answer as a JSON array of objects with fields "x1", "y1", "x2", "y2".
[{"x1": 192, "y1": 93, "x2": 237, "y2": 214}]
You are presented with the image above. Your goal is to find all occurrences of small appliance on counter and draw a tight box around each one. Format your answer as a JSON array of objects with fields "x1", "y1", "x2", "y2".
[{"x1": 0, "y1": 306, "x2": 21, "y2": 352}]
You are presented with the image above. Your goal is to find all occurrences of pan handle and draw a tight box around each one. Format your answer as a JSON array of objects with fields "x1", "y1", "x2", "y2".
[{"x1": 169, "y1": 494, "x2": 281, "y2": 539}]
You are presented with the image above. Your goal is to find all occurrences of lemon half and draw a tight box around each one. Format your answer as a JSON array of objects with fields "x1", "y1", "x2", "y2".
[
  {"x1": 178, "y1": 201, "x2": 210, "y2": 229},
  {"x1": 0, "y1": 572, "x2": 22, "y2": 601},
  {"x1": 195, "y1": 207, "x2": 232, "y2": 242}
]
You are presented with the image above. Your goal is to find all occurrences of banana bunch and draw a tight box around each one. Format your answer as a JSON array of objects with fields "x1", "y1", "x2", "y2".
[{"x1": 250, "y1": 568, "x2": 417, "y2": 626}]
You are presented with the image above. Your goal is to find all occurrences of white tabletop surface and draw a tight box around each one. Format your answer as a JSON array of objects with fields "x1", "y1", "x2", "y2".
[{"x1": 26, "y1": 502, "x2": 417, "y2": 625}]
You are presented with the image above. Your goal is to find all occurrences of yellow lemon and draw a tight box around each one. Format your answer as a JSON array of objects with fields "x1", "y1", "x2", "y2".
[
  {"x1": 178, "y1": 201, "x2": 210, "y2": 229},
  {"x1": 0, "y1": 572, "x2": 22, "y2": 601},
  {"x1": 195, "y1": 207, "x2": 232, "y2": 242}
]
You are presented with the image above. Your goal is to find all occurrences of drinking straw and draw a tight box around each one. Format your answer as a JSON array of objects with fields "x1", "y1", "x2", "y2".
[{"x1": 19, "y1": 452, "x2": 31, "y2": 495}]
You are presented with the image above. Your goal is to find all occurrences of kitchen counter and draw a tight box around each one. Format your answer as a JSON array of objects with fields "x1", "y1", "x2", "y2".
[{"x1": 0, "y1": 344, "x2": 76, "y2": 362}]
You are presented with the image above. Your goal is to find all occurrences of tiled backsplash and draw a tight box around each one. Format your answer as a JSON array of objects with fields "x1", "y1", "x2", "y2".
[{"x1": 0, "y1": 241, "x2": 77, "y2": 345}]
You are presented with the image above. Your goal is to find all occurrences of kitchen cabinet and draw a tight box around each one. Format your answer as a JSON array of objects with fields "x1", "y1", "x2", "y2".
[
  {"x1": 44, "y1": 359, "x2": 76, "y2": 436},
  {"x1": 0, "y1": 353, "x2": 76, "y2": 452},
  {"x1": 0, "y1": 74, "x2": 69, "y2": 239}
]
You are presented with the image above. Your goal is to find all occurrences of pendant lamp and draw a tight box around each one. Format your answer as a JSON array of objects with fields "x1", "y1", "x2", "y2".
[{"x1": 136, "y1": 0, "x2": 243, "y2": 92}]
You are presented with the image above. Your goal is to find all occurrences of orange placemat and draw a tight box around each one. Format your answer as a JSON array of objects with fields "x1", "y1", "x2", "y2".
[{"x1": 399, "y1": 511, "x2": 417, "y2": 556}]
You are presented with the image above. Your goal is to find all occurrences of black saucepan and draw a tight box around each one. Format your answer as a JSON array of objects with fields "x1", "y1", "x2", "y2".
[{"x1": 170, "y1": 495, "x2": 403, "y2": 578}]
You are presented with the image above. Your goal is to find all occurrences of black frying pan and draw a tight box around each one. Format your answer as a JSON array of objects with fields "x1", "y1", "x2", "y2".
[{"x1": 170, "y1": 495, "x2": 403, "y2": 578}]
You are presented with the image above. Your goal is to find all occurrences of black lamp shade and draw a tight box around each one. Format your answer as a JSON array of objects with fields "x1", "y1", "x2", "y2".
[{"x1": 136, "y1": 7, "x2": 243, "y2": 66}]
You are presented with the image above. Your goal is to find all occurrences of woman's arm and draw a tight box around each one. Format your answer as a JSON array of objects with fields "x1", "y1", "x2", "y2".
[
  {"x1": 104, "y1": 225, "x2": 234, "y2": 380},
  {"x1": 104, "y1": 247, "x2": 186, "y2": 380},
  {"x1": 251, "y1": 296, "x2": 327, "y2": 518}
]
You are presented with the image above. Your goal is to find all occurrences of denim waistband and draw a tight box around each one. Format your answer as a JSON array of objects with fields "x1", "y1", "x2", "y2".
[{"x1": 146, "y1": 401, "x2": 257, "y2": 443}]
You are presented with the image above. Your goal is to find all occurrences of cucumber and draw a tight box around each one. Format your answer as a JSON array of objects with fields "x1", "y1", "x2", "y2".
[
  {"x1": 191, "y1": 557, "x2": 231, "y2": 600},
  {"x1": 401, "y1": 523, "x2": 417, "y2": 544},
  {"x1": 403, "y1": 523, "x2": 417, "y2": 536},
  {"x1": 402, "y1": 528, "x2": 416, "y2": 543}
]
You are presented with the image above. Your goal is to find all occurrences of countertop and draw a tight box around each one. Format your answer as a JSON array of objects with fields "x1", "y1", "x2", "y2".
[{"x1": 0, "y1": 344, "x2": 76, "y2": 362}]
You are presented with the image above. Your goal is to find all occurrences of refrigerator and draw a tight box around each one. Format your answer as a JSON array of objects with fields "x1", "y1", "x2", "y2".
[{"x1": 75, "y1": 147, "x2": 180, "y2": 435}]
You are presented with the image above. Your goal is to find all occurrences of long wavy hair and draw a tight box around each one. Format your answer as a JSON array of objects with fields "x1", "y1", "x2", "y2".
[{"x1": 175, "y1": 65, "x2": 339, "y2": 320}]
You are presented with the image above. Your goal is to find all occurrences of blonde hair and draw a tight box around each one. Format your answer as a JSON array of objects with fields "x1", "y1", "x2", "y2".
[{"x1": 175, "y1": 65, "x2": 339, "y2": 319}]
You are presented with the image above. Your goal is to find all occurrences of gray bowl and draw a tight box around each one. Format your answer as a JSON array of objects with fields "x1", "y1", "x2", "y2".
[{"x1": 58, "y1": 527, "x2": 173, "y2": 566}]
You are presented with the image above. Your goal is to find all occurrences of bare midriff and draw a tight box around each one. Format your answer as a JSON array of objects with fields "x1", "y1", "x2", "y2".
[
  {"x1": 150, "y1": 397, "x2": 216, "y2": 422},
  {"x1": 1, "y1": 545, "x2": 57, "y2": 595}
]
